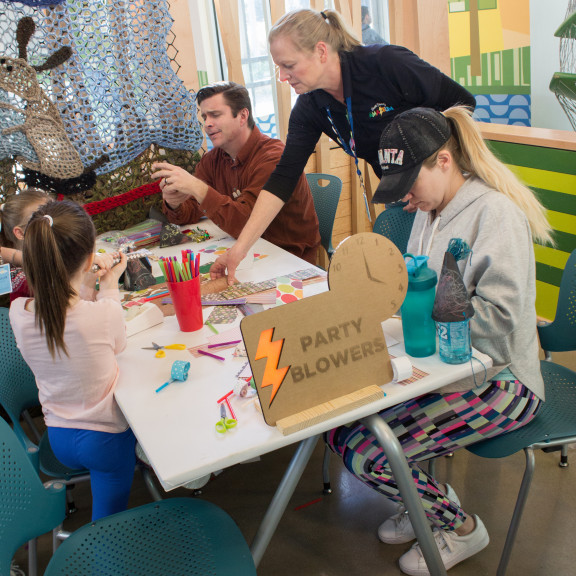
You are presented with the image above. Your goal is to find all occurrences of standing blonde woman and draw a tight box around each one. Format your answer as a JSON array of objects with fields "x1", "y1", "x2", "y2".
[
  {"x1": 326, "y1": 106, "x2": 552, "y2": 575},
  {"x1": 211, "y1": 8, "x2": 475, "y2": 282}
]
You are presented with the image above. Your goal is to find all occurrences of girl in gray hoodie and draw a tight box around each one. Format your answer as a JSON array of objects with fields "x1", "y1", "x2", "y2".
[{"x1": 326, "y1": 106, "x2": 553, "y2": 576}]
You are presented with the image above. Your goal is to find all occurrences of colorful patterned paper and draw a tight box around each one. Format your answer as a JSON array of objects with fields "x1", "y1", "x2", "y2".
[{"x1": 275, "y1": 276, "x2": 304, "y2": 306}]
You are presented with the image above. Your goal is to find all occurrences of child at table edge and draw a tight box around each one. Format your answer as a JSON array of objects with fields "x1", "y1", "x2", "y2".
[
  {"x1": 9, "y1": 200, "x2": 135, "y2": 521},
  {"x1": 0, "y1": 188, "x2": 115, "y2": 303}
]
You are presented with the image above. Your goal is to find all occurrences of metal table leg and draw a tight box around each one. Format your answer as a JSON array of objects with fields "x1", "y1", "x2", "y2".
[
  {"x1": 361, "y1": 414, "x2": 447, "y2": 576},
  {"x1": 250, "y1": 435, "x2": 320, "y2": 567}
]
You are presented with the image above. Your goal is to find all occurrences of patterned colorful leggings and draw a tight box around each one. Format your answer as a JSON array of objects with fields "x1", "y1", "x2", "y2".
[{"x1": 325, "y1": 379, "x2": 541, "y2": 531}]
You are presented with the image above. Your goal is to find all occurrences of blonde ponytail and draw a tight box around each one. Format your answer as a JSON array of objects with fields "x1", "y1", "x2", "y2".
[{"x1": 439, "y1": 107, "x2": 554, "y2": 246}]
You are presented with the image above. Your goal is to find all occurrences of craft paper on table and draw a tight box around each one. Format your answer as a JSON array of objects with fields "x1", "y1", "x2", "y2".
[
  {"x1": 125, "y1": 302, "x2": 164, "y2": 337},
  {"x1": 208, "y1": 325, "x2": 242, "y2": 347},
  {"x1": 275, "y1": 276, "x2": 304, "y2": 306},
  {"x1": 206, "y1": 305, "x2": 238, "y2": 325}
]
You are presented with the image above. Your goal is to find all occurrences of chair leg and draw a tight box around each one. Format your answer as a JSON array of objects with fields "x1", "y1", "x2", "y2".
[
  {"x1": 559, "y1": 444, "x2": 569, "y2": 468},
  {"x1": 322, "y1": 445, "x2": 332, "y2": 494},
  {"x1": 497, "y1": 447, "x2": 536, "y2": 576},
  {"x1": 140, "y1": 465, "x2": 164, "y2": 501},
  {"x1": 65, "y1": 484, "x2": 77, "y2": 515},
  {"x1": 28, "y1": 538, "x2": 38, "y2": 576}
]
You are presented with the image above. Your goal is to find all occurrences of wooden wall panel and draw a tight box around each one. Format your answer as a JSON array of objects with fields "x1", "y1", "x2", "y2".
[
  {"x1": 167, "y1": 0, "x2": 199, "y2": 91},
  {"x1": 214, "y1": 0, "x2": 245, "y2": 84}
]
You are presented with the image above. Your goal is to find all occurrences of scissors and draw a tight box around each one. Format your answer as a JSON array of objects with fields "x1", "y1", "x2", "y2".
[
  {"x1": 215, "y1": 403, "x2": 237, "y2": 434},
  {"x1": 141, "y1": 342, "x2": 187, "y2": 358}
]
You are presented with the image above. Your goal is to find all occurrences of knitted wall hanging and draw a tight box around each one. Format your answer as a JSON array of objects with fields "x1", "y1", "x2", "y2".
[
  {"x1": 0, "y1": 1, "x2": 203, "y2": 177},
  {"x1": 0, "y1": 16, "x2": 88, "y2": 180}
]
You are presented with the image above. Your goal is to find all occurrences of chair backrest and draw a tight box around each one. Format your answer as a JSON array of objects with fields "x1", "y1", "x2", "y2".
[
  {"x1": 538, "y1": 249, "x2": 576, "y2": 353},
  {"x1": 44, "y1": 498, "x2": 257, "y2": 576},
  {"x1": 372, "y1": 204, "x2": 416, "y2": 255},
  {"x1": 306, "y1": 173, "x2": 343, "y2": 257},
  {"x1": 0, "y1": 416, "x2": 66, "y2": 576},
  {"x1": 0, "y1": 308, "x2": 42, "y2": 455}
]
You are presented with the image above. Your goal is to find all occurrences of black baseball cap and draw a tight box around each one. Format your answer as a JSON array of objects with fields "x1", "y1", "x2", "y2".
[{"x1": 373, "y1": 107, "x2": 452, "y2": 204}]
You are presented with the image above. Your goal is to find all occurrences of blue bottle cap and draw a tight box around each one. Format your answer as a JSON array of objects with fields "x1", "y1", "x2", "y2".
[{"x1": 403, "y1": 254, "x2": 437, "y2": 291}]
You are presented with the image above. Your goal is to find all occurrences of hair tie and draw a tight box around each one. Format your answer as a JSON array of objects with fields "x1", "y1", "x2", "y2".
[
  {"x1": 321, "y1": 11, "x2": 328, "y2": 20},
  {"x1": 44, "y1": 214, "x2": 53, "y2": 227}
]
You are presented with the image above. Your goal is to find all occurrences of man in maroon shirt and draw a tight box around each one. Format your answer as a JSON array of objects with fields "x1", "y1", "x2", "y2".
[{"x1": 151, "y1": 81, "x2": 320, "y2": 264}]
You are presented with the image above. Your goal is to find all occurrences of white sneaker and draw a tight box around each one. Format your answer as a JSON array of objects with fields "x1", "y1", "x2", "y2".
[
  {"x1": 378, "y1": 483, "x2": 461, "y2": 545},
  {"x1": 10, "y1": 562, "x2": 26, "y2": 576},
  {"x1": 399, "y1": 514, "x2": 490, "y2": 575}
]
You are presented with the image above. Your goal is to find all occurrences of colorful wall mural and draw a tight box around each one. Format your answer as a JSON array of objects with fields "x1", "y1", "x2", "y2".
[{"x1": 448, "y1": 0, "x2": 533, "y2": 125}]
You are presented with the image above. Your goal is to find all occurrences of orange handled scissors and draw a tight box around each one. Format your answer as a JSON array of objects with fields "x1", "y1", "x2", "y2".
[{"x1": 141, "y1": 342, "x2": 187, "y2": 358}]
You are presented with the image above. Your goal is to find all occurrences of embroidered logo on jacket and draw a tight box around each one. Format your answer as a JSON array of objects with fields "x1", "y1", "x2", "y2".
[{"x1": 370, "y1": 103, "x2": 394, "y2": 118}]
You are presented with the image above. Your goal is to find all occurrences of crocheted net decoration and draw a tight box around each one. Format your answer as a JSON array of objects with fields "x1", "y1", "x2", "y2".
[
  {"x1": 0, "y1": 1, "x2": 203, "y2": 176},
  {"x1": 0, "y1": 16, "x2": 85, "y2": 180}
]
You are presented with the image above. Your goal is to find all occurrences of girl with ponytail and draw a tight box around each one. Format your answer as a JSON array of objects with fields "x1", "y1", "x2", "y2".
[{"x1": 9, "y1": 200, "x2": 135, "y2": 521}]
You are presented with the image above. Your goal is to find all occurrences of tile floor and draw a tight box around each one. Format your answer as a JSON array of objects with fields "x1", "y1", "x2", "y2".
[{"x1": 12, "y1": 350, "x2": 576, "y2": 576}]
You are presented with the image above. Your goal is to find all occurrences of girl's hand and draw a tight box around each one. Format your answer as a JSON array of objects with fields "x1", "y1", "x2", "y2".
[
  {"x1": 93, "y1": 252, "x2": 115, "y2": 277},
  {"x1": 99, "y1": 252, "x2": 128, "y2": 291}
]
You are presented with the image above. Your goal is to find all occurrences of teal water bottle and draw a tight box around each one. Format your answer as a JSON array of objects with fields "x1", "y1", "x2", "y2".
[{"x1": 401, "y1": 254, "x2": 438, "y2": 358}]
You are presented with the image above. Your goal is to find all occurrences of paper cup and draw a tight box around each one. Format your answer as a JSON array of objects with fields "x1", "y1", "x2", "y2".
[{"x1": 166, "y1": 276, "x2": 203, "y2": 332}]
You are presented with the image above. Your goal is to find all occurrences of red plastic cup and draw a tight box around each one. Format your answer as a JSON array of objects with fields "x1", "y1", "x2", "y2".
[{"x1": 166, "y1": 276, "x2": 203, "y2": 332}]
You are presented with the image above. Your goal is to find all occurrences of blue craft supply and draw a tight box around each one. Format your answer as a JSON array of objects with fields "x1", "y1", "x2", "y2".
[{"x1": 155, "y1": 360, "x2": 190, "y2": 393}]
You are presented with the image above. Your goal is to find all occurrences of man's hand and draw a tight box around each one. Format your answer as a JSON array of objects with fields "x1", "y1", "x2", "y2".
[
  {"x1": 151, "y1": 161, "x2": 209, "y2": 207},
  {"x1": 210, "y1": 243, "x2": 247, "y2": 285}
]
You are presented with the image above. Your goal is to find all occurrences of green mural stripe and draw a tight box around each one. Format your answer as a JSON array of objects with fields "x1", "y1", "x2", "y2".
[
  {"x1": 453, "y1": 46, "x2": 532, "y2": 92},
  {"x1": 533, "y1": 188, "x2": 576, "y2": 216},
  {"x1": 472, "y1": 86, "x2": 530, "y2": 94},
  {"x1": 536, "y1": 262, "x2": 563, "y2": 287},
  {"x1": 549, "y1": 230, "x2": 576, "y2": 254},
  {"x1": 522, "y1": 46, "x2": 531, "y2": 84},
  {"x1": 502, "y1": 50, "x2": 514, "y2": 85},
  {"x1": 485, "y1": 141, "x2": 576, "y2": 175}
]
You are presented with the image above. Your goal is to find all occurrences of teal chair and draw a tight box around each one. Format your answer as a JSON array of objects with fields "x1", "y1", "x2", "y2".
[
  {"x1": 43, "y1": 498, "x2": 257, "y2": 576},
  {"x1": 372, "y1": 202, "x2": 416, "y2": 254},
  {"x1": 466, "y1": 249, "x2": 576, "y2": 576},
  {"x1": 0, "y1": 416, "x2": 66, "y2": 576},
  {"x1": 306, "y1": 173, "x2": 342, "y2": 259},
  {"x1": 0, "y1": 307, "x2": 90, "y2": 514}
]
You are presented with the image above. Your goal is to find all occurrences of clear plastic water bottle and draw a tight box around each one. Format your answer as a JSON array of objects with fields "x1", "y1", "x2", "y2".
[
  {"x1": 401, "y1": 254, "x2": 437, "y2": 358},
  {"x1": 436, "y1": 319, "x2": 472, "y2": 364}
]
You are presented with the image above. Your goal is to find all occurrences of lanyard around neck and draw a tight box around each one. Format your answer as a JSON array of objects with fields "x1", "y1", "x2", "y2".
[{"x1": 325, "y1": 97, "x2": 372, "y2": 222}]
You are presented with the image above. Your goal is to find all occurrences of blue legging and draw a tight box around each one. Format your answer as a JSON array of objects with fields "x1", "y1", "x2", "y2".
[
  {"x1": 325, "y1": 379, "x2": 541, "y2": 531},
  {"x1": 48, "y1": 426, "x2": 136, "y2": 521}
]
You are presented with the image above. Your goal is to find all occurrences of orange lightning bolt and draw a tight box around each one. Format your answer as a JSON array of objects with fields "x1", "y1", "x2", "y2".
[{"x1": 255, "y1": 327, "x2": 290, "y2": 406}]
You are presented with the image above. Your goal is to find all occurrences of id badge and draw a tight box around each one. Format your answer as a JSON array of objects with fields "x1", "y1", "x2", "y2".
[{"x1": 0, "y1": 263, "x2": 12, "y2": 295}]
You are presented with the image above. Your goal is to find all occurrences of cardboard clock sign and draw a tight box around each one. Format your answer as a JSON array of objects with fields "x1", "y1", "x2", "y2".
[{"x1": 240, "y1": 232, "x2": 408, "y2": 433}]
